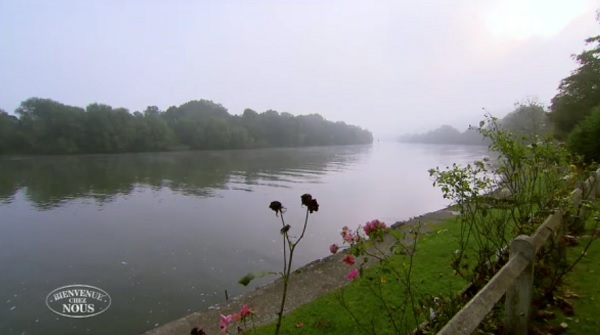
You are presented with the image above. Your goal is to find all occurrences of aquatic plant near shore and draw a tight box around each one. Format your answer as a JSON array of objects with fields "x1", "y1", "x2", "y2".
[{"x1": 238, "y1": 194, "x2": 319, "y2": 335}]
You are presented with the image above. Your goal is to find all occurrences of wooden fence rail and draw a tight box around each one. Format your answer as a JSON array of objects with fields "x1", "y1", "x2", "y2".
[{"x1": 436, "y1": 168, "x2": 600, "y2": 335}]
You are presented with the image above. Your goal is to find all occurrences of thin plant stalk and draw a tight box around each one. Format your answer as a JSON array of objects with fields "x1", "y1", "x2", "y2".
[{"x1": 274, "y1": 205, "x2": 312, "y2": 335}]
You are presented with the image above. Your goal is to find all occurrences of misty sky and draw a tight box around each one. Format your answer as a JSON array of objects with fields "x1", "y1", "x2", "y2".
[{"x1": 1, "y1": 1, "x2": 598, "y2": 137}]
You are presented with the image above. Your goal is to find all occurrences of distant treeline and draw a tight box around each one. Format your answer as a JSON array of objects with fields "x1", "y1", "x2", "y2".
[
  {"x1": 398, "y1": 125, "x2": 485, "y2": 145},
  {"x1": 398, "y1": 102, "x2": 552, "y2": 145},
  {"x1": 0, "y1": 98, "x2": 373, "y2": 154}
]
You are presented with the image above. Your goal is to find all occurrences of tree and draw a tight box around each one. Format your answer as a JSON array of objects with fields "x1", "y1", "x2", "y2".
[
  {"x1": 240, "y1": 108, "x2": 265, "y2": 147},
  {"x1": 549, "y1": 32, "x2": 600, "y2": 137},
  {"x1": 142, "y1": 106, "x2": 174, "y2": 151},
  {"x1": 1, "y1": 97, "x2": 373, "y2": 155},
  {"x1": 567, "y1": 105, "x2": 600, "y2": 162},
  {"x1": 129, "y1": 106, "x2": 174, "y2": 151},
  {"x1": 501, "y1": 100, "x2": 552, "y2": 138},
  {"x1": 15, "y1": 98, "x2": 86, "y2": 154},
  {"x1": 0, "y1": 109, "x2": 19, "y2": 154},
  {"x1": 398, "y1": 125, "x2": 484, "y2": 145}
]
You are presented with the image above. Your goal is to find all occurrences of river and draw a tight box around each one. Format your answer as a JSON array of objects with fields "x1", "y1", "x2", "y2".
[{"x1": 0, "y1": 142, "x2": 488, "y2": 335}]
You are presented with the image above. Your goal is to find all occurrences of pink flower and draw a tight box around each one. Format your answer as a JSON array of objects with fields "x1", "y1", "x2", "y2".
[
  {"x1": 341, "y1": 226, "x2": 355, "y2": 243},
  {"x1": 219, "y1": 314, "x2": 233, "y2": 333},
  {"x1": 231, "y1": 313, "x2": 241, "y2": 322},
  {"x1": 341, "y1": 226, "x2": 350, "y2": 238},
  {"x1": 347, "y1": 268, "x2": 360, "y2": 281},
  {"x1": 363, "y1": 224, "x2": 372, "y2": 236},
  {"x1": 329, "y1": 243, "x2": 339, "y2": 254},
  {"x1": 364, "y1": 219, "x2": 388, "y2": 237},
  {"x1": 240, "y1": 304, "x2": 253, "y2": 318},
  {"x1": 343, "y1": 255, "x2": 355, "y2": 266}
]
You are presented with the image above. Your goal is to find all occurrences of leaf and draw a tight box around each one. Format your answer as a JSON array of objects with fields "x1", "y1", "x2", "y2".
[{"x1": 238, "y1": 271, "x2": 278, "y2": 286}]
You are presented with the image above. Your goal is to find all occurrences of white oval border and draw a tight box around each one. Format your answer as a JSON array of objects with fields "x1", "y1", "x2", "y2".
[{"x1": 45, "y1": 284, "x2": 112, "y2": 319}]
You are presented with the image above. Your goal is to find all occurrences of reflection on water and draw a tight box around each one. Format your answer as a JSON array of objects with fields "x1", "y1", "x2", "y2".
[
  {"x1": 0, "y1": 146, "x2": 369, "y2": 209},
  {"x1": 0, "y1": 143, "x2": 487, "y2": 335}
]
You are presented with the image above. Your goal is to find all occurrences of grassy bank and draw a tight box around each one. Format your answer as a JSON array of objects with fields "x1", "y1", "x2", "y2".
[
  {"x1": 565, "y1": 238, "x2": 600, "y2": 333},
  {"x1": 539, "y1": 214, "x2": 600, "y2": 334},
  {"x1": 249, "y1": 218, "x2": 467, "y2": 335},
  {"x1": 245, "y1": 212, "x2": 599, "y2": 335}
]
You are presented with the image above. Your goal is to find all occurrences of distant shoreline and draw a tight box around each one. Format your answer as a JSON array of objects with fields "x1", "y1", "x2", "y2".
[
  {"x1": 397, "y1": 140, "x2": 488, "y2": 146},
  {"x1": 0, "y1": 142, "x2": 374, "y2": 158}
]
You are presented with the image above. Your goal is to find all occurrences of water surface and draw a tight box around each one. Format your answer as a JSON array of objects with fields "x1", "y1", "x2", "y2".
[{"x1": 0, "y1": 142, "x2": 487, "y2": 334}]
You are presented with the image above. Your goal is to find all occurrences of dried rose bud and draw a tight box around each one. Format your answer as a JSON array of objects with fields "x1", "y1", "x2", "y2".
[
  {"x1": 269, "y1": 201, "x2": 284, "y2": 215},
  {"x1": 301, "y1": 194, "x2": 313, "y2": 207},
  {"x1": 307, "y1": 198, "x2": 319, "y2": 213},
  {"x1": 329, "y1": 244, "x2": 339, "y2": 254}
]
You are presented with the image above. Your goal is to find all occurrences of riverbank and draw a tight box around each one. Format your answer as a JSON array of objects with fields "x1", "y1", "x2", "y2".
[{"x1": 142, "y1": 207, "x2": 458, "y2": 335}]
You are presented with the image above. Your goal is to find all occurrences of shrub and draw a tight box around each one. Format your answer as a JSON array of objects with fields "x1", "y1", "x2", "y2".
[{"x1": 568, "y1": 105, "x2": 600, "y2": 163}]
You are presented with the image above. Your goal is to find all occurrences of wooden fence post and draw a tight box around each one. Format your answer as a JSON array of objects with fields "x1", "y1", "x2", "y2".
[
  {"x1": 588, "y1": 175, "x2": 596, "y2": 200},
  {"x1": 596, "y1": 168, "x2": 600, "y2": 197},
  {"x1": 505, "y1": 236, "x2": 535, "y2": 335},
  {"x1": 558, "y1": 210, "x2": 567, "y2": 264},
  {"x1": 584, "y1": 176, "x2": 594, "y2": 200}
]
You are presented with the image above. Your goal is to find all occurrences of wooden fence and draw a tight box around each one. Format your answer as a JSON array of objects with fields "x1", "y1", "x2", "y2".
[{"x1": 436, "y1": 168, "x2": 600, "y2": 335}]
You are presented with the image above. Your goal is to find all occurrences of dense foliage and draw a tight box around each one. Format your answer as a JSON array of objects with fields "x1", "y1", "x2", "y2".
[
  {"x1": 398, "y1": 101, "x2": 551, "y2": 145},
  {"x1": 500, "y1": 101, "x2": 553, "y2": 138},
  {"x1": 549, "y1": 35, "x2": 600, "y2": 138},
  {"x1": 548, "y1": 19, "x2": 600, "y2": 162},
  {"x1": 398, "y1": 125, "x2": 485, "y2": 145},
  {"x1": 429, "y1": 115, "x2": 599, "y2": 334},
  {"x1": 567, "y1": 105, "x2": 600, "y2": 162},
  {"x1": 0, "y1": 98, "x2": 373, "y2": 155}
]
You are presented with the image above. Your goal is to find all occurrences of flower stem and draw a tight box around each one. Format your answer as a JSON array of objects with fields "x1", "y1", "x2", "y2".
[
  {"x1": 275, "y1": 207, "x2": 310, "y2": 335},
  {"x1": 294, "y1": 207, "x2": 311, "y2": 248},
  {"x1": 280, "y1": 214, "x2": 288, "y2": 278}
]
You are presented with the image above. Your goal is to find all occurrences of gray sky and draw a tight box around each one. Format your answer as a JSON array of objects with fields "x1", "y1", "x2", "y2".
[{"x1": 1, "y1": 0, "x2": 598, "y2": 138}]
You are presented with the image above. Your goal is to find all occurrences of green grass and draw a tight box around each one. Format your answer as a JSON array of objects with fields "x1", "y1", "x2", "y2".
[
  {"x1": 251, "y1": 219, "x2": 468, "y2": 335},
  {"x1": 564, "y1": 240, "x2": 600, "y2": 333},
  {"x1": 248, "y1": 205, "x2": 600, "y2": 335},
  {"x1": 549, "y1": 216, "x2": 600, "y2": 334}
]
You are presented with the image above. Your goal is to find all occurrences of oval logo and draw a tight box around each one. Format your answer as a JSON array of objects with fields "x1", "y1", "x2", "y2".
[{"x1": 46, "y1": 284, "x2": 111, "y2": 318}]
